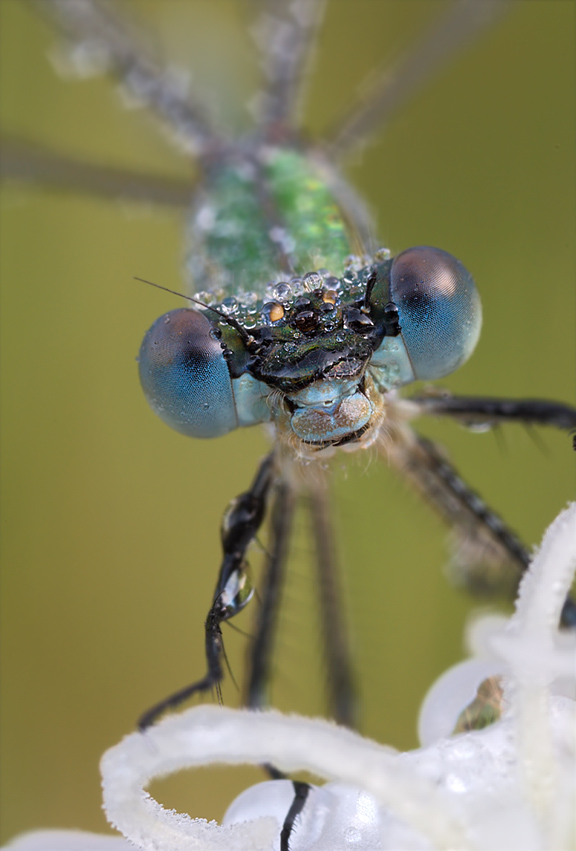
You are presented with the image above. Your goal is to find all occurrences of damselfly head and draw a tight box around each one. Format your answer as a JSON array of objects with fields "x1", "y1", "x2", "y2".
[{"x1": 138, "y1": 247, "x2": 480, "y2": 446}]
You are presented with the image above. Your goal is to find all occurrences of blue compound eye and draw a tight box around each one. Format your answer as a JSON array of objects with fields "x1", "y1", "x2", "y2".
[
  {"x1": 390, "y1": 246, "x2": 482, "y2": 380},
  {"x1": 138, "y1": 308, "x2": 238, "y2": 438}
]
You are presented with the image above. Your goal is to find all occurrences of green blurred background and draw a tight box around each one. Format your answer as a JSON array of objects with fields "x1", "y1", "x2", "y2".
[{"x1": 1, "y1": 0, "x2": 574, "y2": 842}]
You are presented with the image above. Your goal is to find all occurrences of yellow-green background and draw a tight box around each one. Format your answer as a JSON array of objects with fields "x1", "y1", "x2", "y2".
[{"x1": 1, "y1": 0, "x2": 574, "y2": 842}]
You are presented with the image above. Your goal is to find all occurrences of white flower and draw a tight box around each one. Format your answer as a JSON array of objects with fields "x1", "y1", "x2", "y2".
[{"x1": 5, "y1": 504, "x2": 576, "y2": 851}]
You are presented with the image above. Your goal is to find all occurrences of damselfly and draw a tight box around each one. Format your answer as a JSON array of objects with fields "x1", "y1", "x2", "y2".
[{"x1": 1, "y1": 0, "x2": 574, "y2": 839}]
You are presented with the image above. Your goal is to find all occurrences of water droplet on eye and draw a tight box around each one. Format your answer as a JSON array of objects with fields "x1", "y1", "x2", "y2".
[
  {"x1": 272, "y1": 282, "x2": 292, "y2": 302},
  {"x1": 303, "y1": 272, "x2": 323, "y2": 291},
  {"x1": 220, "y1": 297, "x2": 238, "y2": 314}
]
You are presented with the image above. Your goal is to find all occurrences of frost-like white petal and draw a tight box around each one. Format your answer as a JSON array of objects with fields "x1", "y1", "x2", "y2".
[
  {"x1": 101, "y1": 706, "x2": 473, "y2": 850},
  {"x1": 494, "y1": 503, "x2": 576, "y2": 846}
]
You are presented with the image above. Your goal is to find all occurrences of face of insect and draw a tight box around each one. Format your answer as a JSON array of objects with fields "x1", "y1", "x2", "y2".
[
  {"x1": 138, "y1": 245, "x2": 482, "y2": 449},
  {"x1": 1, "y1": 0, "x2": 574, "y2": 843}
]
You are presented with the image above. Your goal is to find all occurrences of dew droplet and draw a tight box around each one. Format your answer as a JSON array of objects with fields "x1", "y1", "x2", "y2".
[
  {"x1": 272, "y1": 282, "x2": 292, "y2": 302},
  {"x1": 194, "y1": 290, "x2": 216, "y2": 306},
  {"x1": 261, "y1": 302, "x2": 284, "y2": 324},
  {"x1": 237, "y1": 290, "x2": 258, "y2": 310},
  {"x1": 374, "y1": 246, "x2": 392, "y2": 261},
  {"x1": 303, "y1": 272, "x2": 323, "y2": 291},
  {"x1": 220, "y1": 297, "x2": 238, "y2": 314}
]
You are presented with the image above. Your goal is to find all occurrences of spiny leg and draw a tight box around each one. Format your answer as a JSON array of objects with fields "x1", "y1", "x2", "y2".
[
  {"x1": 405, "y1": 394, "x2": 576, "y2": 625},
  {"x1": 253, "y1": 0, "x2": 326, "y2": 135},
  {"x1": 386, "y1": 424, "x2": 576, "y2": 627},
  {"x1": 308, "y1": 476, "x2": 357, "y2": 728},
  {"x1": 280, "y1": 781, "x2": 311, "y2": 851},
  {"x1": 409, "y1": 394, "x2": 576, "y2": 432},
  {"x1": 245, "y1": 476, "x2": 296, "y2": 712},
  {"x1": 27, "y1": 0, "x2": 222, "y2": 154},
  {"x1": 244, "y1": 467, "x2": 357, "y2": 727},
  {"x1": 328, "y1": 0, "x2": 512, "y2": 159},
  {"x1": 138, "y1": 452, "x2": 275, "y2": 730}
]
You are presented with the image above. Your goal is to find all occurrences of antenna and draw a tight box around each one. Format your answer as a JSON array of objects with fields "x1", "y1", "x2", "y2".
[{"x1": 134, "y1": 276, "x2": 261, "y2": 351}]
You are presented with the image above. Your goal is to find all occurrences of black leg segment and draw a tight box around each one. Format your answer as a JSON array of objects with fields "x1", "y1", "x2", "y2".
[
  {"x1": 138, "y1": 452, "x2": 275, "y2": 729},
  {"x1": 411, "y1": 394, "x2": 576, "y2": 431}
]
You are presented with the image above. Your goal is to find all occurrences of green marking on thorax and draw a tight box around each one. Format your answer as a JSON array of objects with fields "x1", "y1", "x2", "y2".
[
  {"x1": 187, "y1": 147, "x2": 354, "y2": 295},
  {"x1": 263, "y1": 148, "x2": 352, "y2": 275}
]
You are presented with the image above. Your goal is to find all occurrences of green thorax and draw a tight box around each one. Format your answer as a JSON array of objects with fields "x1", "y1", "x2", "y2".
[{"x1": 185, "y1": 147, "x2": 356, "y2": 298}]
